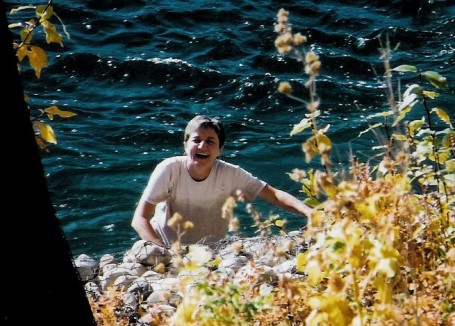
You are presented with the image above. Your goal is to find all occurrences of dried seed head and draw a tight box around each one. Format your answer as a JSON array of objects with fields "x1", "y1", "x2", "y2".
[
  {"x1": 278, "y1": 81, "x2": 293, "y2": 95},
  {"x1": 293, "y1": 33, "x2": 307, "y2": 46},
  {"x1": 305, "y1": 52, "x2": 319, "y2": 64},
  {"x1": 154, "y1": 262, "x2": 166, "y2": 274},
  {"x1": 183, "y1": 221, "x2": 194, "y2": 232},
  {"x1": 229, "y1": 217, "x2": 239, "y2": 232},
  {"x1": 168, "y1": 212, "x2": 183, "y2": 228},
  {"x1": 277, "y1": 8, "x2": 289, "y2": 19}
]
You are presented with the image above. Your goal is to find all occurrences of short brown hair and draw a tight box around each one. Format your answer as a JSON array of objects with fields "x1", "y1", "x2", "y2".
[{"x1": 184, "y1": 115, "x2": 225, "y2": 148}]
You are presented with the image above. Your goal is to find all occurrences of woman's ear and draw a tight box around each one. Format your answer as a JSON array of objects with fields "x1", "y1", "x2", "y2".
[
  {"x1": 218, "y1": 145, "x2": 224, "y2": 157},
  {"x1": 183, "y1": 141, "x2": 188, "y2": 154}
]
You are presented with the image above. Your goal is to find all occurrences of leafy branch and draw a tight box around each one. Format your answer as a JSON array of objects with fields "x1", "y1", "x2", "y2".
[{"x1": 8, "y1": 0, "x2": 75, "y2": 151}]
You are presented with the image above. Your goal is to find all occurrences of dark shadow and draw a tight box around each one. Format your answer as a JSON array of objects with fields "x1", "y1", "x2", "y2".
[{"x1": 0, "y1": 1, "x2": 96, "y2": 324}]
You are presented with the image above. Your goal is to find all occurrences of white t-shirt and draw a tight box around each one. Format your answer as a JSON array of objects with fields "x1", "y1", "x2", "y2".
[{"x1": 141, "y1": 156, "x2": 266, "y2": 246}]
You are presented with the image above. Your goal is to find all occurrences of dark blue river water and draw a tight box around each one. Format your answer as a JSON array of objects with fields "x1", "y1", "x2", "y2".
[{"x1": 6, "y1": 0, "x2": 454, "y2": 259}]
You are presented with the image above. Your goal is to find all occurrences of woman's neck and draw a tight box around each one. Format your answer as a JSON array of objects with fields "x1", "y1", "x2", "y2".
[{"x1": 185, "y1": 159, "x2": 212, "y2": 181}]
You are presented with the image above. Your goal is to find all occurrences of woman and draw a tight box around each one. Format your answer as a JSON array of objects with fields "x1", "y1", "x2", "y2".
[{"x1": 131, "y1": 115, "x2": 312, "y2": 247}]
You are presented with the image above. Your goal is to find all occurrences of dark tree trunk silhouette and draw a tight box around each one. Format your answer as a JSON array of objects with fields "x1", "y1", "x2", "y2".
[{"x1": 1, "y1": 1, "x2": 96, "y2": 324}]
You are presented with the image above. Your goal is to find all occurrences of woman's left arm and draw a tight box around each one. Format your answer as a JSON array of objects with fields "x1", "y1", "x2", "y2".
[{"x1": 258, "y1": 184, "x2": 312, "y2": 218}]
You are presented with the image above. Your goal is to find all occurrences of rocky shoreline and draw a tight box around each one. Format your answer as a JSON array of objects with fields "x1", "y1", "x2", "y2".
[{"x1": 75, "y1": 232, "x2": 309, "y2": 324}]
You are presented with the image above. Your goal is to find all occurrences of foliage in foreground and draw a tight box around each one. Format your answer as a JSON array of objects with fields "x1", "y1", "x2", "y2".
[
  {"x1": 8, "y1": 1, "x2": 76, "y2": 151},
  {"x1": 90, "y1": 8, "x2": 453, "y2": 326}
]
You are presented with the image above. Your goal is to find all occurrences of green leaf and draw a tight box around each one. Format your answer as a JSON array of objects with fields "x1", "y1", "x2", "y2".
[
  {"x1": 392, "y1": 65, "x2": 418, "y2": 73},
  {"x1": 423, "y1": 71, "x2": 448, "y2": 89}
]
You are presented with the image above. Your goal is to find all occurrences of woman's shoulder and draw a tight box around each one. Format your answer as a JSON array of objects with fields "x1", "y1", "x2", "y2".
[
  {"x1": 160, "y1": 156, "x2": 185, "y2": 165},
  {"x1": 216, "y1": 159, "x2": 239, "y2": 170},
  {"x1": 216, "y1": 159, "x2": 251, "y2": 175},
  {"x1": 155, "y1": 156, "x2": 185, "y2": 171},
  {"x1": 215, "y1": 159, "x2": 262, "y2": 183}
]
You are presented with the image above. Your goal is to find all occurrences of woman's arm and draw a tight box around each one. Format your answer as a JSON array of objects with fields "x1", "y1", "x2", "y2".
[
  {"x1": 258, "y1": 184, "x2": 312, "y2": 218},
  {"x1": 131, "y1": 199, "x2": 165, "y2": 246}
]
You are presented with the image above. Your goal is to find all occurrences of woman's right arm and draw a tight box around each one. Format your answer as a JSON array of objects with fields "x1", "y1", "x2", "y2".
[{"x1": 131, "y1": 199, "x2": 165, "y2": 246}]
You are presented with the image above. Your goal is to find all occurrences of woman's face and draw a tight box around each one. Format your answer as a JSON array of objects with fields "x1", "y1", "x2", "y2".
[{"x1": 184, "y1": 127, "x2": 222, "y2": 169}]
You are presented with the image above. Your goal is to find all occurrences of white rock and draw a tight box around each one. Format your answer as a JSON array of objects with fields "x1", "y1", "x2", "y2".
[
  {"x1": 123, "y1": 240, "x2": 172, "y2": 266},
  {"x1": 75, "y1": 254, "x2": 98, "y2": 281},
  {"x1": 219, "y1": 255, "x2": 249, "y2": 272}
]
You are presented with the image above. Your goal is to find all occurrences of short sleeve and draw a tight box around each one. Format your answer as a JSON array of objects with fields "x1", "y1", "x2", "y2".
[
  {"x1": 141, "y1": 158, "x2": 175, "y2": 205},
  {"x1": 229, "y1": 163, "x2": 266, "y2": 201}
]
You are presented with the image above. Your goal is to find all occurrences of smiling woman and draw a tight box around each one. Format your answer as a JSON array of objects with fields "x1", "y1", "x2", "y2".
[{"x1": 131, "y1": 114, "x2": 313, "y2": 248}]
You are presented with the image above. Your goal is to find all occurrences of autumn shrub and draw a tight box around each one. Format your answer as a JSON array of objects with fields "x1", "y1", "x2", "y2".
[
  {"x1": 273, "y1": 8, "x2": 454, "y2": 326},
  {"x1": 172, "y1": 8, "x2": 454, "y2": 326}
]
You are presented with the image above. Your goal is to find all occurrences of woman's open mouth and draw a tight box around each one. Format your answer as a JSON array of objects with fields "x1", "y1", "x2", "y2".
[{"x1": 195, "y1": 152, "x2": 209, "y2": 159}]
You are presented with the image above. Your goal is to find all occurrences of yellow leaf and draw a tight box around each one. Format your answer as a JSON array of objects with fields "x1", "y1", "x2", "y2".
[
  {"x1": 376, "y1": 258, "x2": 398, "y2": 278},
  {"x1": 19, "y1": 27, "x2": 33, "y2": 43},
  {"x1": 393, "y1": 105, "x2": 412, "y2": 127},
  {"x1": 295, "y1": 252, "x2": 306, "y2": 272},
  {"x1": 41, "y1": 20, "x2": 63, "y2": 46},
  {"x1": 408, "y1": 118, "x2": 425, "y2": 137},
  {"x1": 432, "y1": 108, "x2": 454, "y2": 129},
  {"x1": 422, "y1": 90, "x2": 439, "y2": 99},
  {"x1": 446, "y1": 159, "x2": 455, "y2": 173},
  {"x1": 274, "y1": 219, "x2": 285, "y2": 228},
  {"x1": 374, "y1": 276, "x2": 393, "y2": 304},
  {"x1": 392, "y1": 133, "x2": 407, "y2": 141},
  {"x1": 27, "y1": 45, "x2": 48, "y2": 78},
  {"x1": 44, "y1": 106, "x2": 77, "y2": 118},
  {"x1": 303, "y1": 136, "x2": 318, "y2": 163},
  {"x1": 206, "y1": 256, "x2": 221, "y2": 268},
  {"x1": 36, "y1": 122, "x2": 57, "y2": 144},
  {"x1": 306, "y1": 259, "x2": 324, "y2": 286},
  {"x1": 16, "y1": 44, "x2": 28, "y2": 62},
  {"x1": 316, "y1": 133, "x2": 332, "y2": 153},
  {"x1": 443, "y1": 173, "x2": 455, "y2": 187},
  {"x1": 442, "y1": 131, "x2": 455, "y2": 148},
  {"x1": 36, "y1": 4, "x2": 54, "y2": 20}
]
